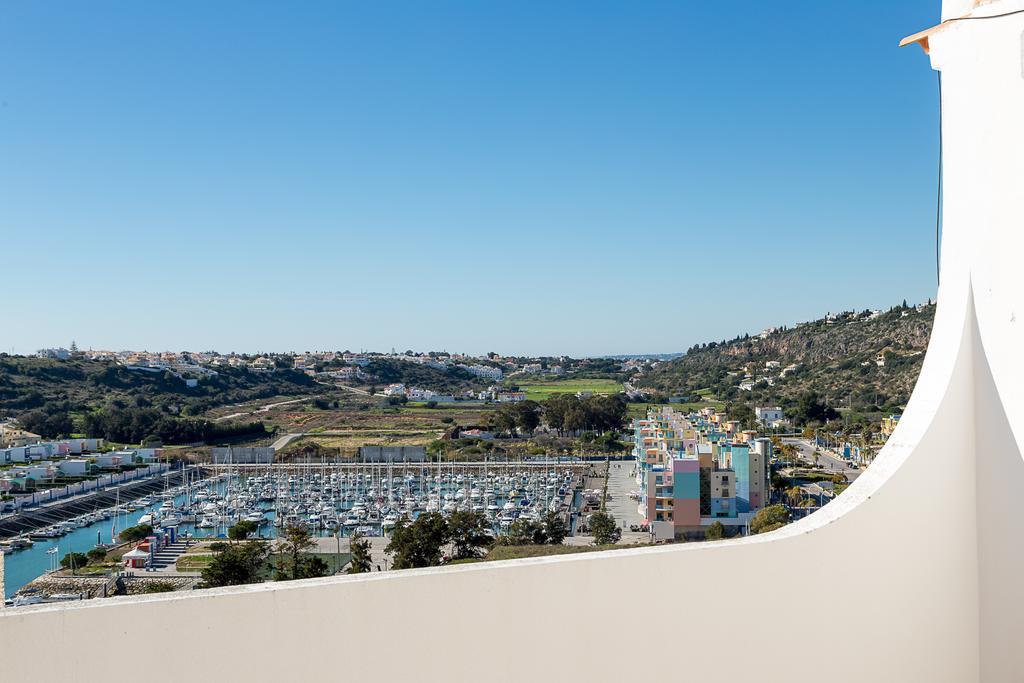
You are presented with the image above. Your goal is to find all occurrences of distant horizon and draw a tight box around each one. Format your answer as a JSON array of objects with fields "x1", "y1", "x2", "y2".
[
  {"x1": 11, "y1": 297, "x2": 933, "y2": 359},
  {"x1": 2, "y1": 2, "x2": 939, "y2": 356}
]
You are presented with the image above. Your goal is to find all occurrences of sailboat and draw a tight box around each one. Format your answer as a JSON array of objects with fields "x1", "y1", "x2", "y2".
[{"x1": 111, "y1": 487, "x2": 119, "y2": 543}]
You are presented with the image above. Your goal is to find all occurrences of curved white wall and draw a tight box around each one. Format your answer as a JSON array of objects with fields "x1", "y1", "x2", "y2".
[
  {"x1": 2, "y1": 3, "x2": 1023, "y2": 681},
  {"x1": 929, "y1": 3, "x2": 1024, "y2": 679}
]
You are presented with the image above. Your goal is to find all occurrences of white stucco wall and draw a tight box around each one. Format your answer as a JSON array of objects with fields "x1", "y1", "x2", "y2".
[
  {"x1": 1, "y1": 2, "x2": 1023, "y2": 681},
  {"x1": 927, "y1": 3, "x2": 1024, "y2": 679}
]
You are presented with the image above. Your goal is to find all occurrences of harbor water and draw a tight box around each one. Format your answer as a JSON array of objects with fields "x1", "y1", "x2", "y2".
[{"x1": 5, "y1": 463, "x2": 589, "y2": 597}]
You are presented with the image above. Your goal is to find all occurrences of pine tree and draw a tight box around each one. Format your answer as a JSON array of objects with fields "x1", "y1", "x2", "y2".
[{"x1": 348, "y1": 532, "x2": 372, "y2": 574}]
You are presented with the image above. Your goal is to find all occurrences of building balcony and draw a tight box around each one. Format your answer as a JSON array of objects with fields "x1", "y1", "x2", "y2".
[{"x1": 2, "y1": 3, "x2": 1024, "y2": 682}]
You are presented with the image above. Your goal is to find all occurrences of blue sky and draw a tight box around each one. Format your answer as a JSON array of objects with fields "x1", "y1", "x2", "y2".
[{"x1": 1, "y1": 1, "x2": 940, "y2": 357}]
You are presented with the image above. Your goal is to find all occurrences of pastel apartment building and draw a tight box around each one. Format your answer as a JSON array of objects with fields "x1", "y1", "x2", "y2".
[
  {"x1": 634, "y1": 407, "x2": 770, "y2": 540},
  {"x1": 881, "y1": 414, "x2": 902, "y2": 437}
]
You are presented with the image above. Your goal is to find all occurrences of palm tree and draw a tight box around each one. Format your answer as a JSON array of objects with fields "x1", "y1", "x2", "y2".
[{"x1": 785, "y1": 486, "x2": 804, "y2": 508}]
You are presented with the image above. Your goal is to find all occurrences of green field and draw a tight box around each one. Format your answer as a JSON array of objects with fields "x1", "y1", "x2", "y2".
[
  {"x1": 627, "y1": 399, "x2": 725, "y2": 419},
  {"x1": 507, "y1": 378, "x2": 624, "y2": 401}
]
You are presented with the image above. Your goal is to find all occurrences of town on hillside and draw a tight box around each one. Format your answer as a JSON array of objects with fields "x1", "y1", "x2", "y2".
[{"x1": 0, "y1": 300, "x2": 923, "y2": 606}]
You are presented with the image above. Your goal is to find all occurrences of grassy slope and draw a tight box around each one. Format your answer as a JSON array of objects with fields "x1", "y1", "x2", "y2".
[{"x1": 506, "y1": 378, "x2": 624, "y2": 401}]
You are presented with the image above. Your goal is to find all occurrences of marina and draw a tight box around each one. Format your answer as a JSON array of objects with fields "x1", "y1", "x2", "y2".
[{"x1": 3, "y1": 460, "x2": 593, "y2": 598}]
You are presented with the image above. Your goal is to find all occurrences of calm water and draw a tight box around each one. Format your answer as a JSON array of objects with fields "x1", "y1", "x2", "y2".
[
  {"x1": 5, "y1": 470, "x2": 577, "y2": 597},
  {"x1": 4, "y1": 481, "x2": 235, "y2": 598}
]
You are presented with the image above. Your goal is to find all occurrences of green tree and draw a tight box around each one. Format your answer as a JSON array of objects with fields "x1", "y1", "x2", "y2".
[
  {"x1": 542, "y1": 511, "x2": 567, "y2": 545},
  {"x1": 589, "y1": 511, "x2": 621, "y2": 546},
  {"x1": 386, "y1": 513, "x2": 450, "y2": 569},
  {"x1": 749, "y1": 505, "x2": 791, "y2": 535},
  {"x1": 347, "y1": 532, "x2": 372, "y2": 574},
  {"x1": 228, "y1": 520, "x2": 259, "y2": 542},
  {"x1": 17, "y1": 410, "x2": 74, "y2": 439},
  {"x1": 201, "y1": 540, "x2": 269, "y2": 587},
  {"x1": 727, "y1": 403, "x2": 756, "y2": 429},
  {"x1": 790, "y1": 392, "x2": 840, "y2": 426},
  {"x1": 513, "y1": 401, "x2": 541, "y2": 433},
  {"x1": 492, "y1": 407, "x2": 517, "y2": 437},
  {"x1": 60, "y1": 551, "x2": 90, "y2": 574},
  {"x1": 118, "y1": 523, "x2": 153, "y2": 543},
  {"x1": 705, "y1": 521, "x2": 726, "y2": 540},
  {"x1": 426, "y1": 439, "x2": 449, "y2": 458},
  {"x1": 447, "y1": 511, "x2": 492, "y2": 559},
  {"x1": 275, "y1": 524, "x2": 328, "y2": 581},
  {"x1": 541, "y1": 395, "x2": 574, "y2": 435},
  {"x1": 86, "y1": 547, "x2": 108, "y2": 564},
  {"x1": 505, "y1": 518, "x2": 546, "y2": 545}
]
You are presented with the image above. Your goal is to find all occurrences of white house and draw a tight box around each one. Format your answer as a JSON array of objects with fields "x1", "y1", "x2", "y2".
[
  {"x1": 407, "y1": 388, "x2": 435, "y2": 401},
  {"x1": 18, "y1": 464, "x2": 55, "y2": 481},
  {"x1": 113, "y1": 448, "x2": 160, "y2": 464},
  {"x1": 25, "y1": 443, "x2": 57, "y2": 460},
  {"x1": 93, "y1": 453, "x2": 124, "y2": 468},
  {"x1": 36, "y1": 348, "x2": 70, "y2": 360},
  {"x1": 5, "y1": 447, "x2": 28, "y2": 462},
  {"x1": 58, "y1": 459, "x2": 89, "y2": 476},
  {"x1": 58, "y1": 438, "x2": 104, "y2": 454},
  {"x1": 457, "y1": 364, "x2": 504, "y2": 381},
  {"x1": 755, "y1": 406, "x2": 785, "y2": 424}
]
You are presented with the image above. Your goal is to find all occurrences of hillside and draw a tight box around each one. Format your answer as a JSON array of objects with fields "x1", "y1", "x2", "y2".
[
  {"x1": 0, "y1": 356, "x2": 319, "y2": 418},
  {"x1": 358, "y1": 359, "x2": 482, "y2": 393},
  {"x1": 637, "y1": 302, "x2": 935, "y2": 415}
]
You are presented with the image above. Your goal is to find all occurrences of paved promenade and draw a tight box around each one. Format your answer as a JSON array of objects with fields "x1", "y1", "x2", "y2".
[{"x1": 604, "y1": 460, "x2": 644, "y2": 528}]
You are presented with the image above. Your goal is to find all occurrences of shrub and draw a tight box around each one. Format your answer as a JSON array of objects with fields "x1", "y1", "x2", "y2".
[
  {"x1": 705, "y1": 521, "x2": 725, "y2": 540},
  {"x1": 60, "y1": 552, "x2": 90, "y2": 571},
  {"x1": 750, "y1": 505, "x2": 791, "y2": 535},
  {"x1": 142, "y1": 581, "x2": 177, "y2": 594},
  {"x1": 118, "y1": 524, "x2": 153, "y2": 543},
  {"x1": 589, "y1": 511, "x2": 621, "y2": 546}
]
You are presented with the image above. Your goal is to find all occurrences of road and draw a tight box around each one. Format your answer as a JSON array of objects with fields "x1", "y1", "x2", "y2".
[
  {"x1": 215, "y1": 397, "x2": 313, "y2": 422},
  {"x1": 783, "y1": 438, "x2": 862, "y2": 482},
  {"x1": 329, "y1": 382, "x2": 371, "y2": 396},
  {"x1": 215, "y1": 383, "x2": 375, "y2": 424},
  {"x1": 271, "y1": 433, "x2": 305, "y2": 451}
]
